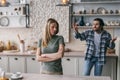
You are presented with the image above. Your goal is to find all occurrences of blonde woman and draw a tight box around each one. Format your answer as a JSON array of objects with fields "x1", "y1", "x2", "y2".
[{"x1": 36, "y1": 18, "x2": 65, "y2": 75}]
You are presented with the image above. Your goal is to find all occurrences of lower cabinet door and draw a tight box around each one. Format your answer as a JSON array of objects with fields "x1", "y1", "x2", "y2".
[
  {"x1": 62, "y1": 57, "x2": 78, "y2": 76},
  {"x1": 78, "y1": 57, "x2": 116, "y2": 80},
  {"x1": 9, "y1": 56, "x2": 25, "y2": 73},
  {"x1": 26, "y1": 56, "x2": 40, "y2": 73},
  {"x1": 78, "y1": 57, "x2": 85, "y2": 76},
  {"x1": 102, "y1": 57, "x2": 117, "y2": 80},
  {"x1": 0, "y1": 56, "x2": 8, "y2": 72},
  {"x1": 102, "y1": 58, "x2": 112, "y2": 76}
]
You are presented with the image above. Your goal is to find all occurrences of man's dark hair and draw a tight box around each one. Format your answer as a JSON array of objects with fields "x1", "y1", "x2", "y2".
[{"x1": 94, "y1": 18, "x2": 105, "y2": 30}]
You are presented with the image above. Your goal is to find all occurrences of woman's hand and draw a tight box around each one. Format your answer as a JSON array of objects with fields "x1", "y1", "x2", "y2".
[{"x1": 41, "y1": 54, "x2": 47, "y2": 58}]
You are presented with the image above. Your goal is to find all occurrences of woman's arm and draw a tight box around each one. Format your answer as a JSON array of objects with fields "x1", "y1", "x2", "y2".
[
  {"x1": 36, "y1": 44, "x2": 65, "y2": 62},
  {"x1": 36, "y1": 47, "x2": 42, "y2": 61},
  {"x1": 36, "y1": 47, "x2": 48, "y2": 62}
]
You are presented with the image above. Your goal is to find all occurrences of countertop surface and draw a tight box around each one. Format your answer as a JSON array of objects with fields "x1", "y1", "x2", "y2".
[
  {"x1": 0, "y1": 51, "x2": 118, "y2": 58},
  {"x1": 7, "y1": 73, "x2": 111, "y2": 80}
]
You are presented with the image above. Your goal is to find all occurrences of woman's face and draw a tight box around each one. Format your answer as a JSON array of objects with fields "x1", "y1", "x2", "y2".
[
  {"x1": 49, "y1": 23, "x2": 57, "y2": 36},
  {"x1": 92, "y1": 20, "x2": 101, "y2": 31}
]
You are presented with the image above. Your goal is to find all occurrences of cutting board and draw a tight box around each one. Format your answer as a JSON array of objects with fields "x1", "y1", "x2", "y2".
[{"x1": 3, "y1": 50, "x2": 19, "y2": 53}]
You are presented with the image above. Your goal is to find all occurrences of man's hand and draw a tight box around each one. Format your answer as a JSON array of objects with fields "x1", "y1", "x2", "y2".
[
  {"x1": 111, "y1": 37, "x2": 117, "y2": 42},
  {"x1": 72, "y1": 23, "x2": 78, "y2": 32}
]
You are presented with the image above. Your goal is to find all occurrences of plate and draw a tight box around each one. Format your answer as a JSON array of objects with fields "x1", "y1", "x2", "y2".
[
  {"x1": 0, "y1": 17, "x2": 9, "y2": 26},
  {"x1": 97, "y1": 7, "x2": 107, "y2": 14},
  {"x1": 11, "y1": 75, "x2": 23, "y2": 79}
]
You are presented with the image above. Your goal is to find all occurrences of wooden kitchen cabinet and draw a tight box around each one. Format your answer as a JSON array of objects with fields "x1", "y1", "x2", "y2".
[
  {"x1": 78, "y1": 57, "x2": 117, "y2": 80},
  {"x1": 0, "y1": 56, "x2": 8, "y2": 72},
  {"x1": 78, "y1": 57, "x2": 95, "y2": 76},
  {"x1": 0, "y1": 53, "x2": 117, "y2": 80},
  {"x1": 62, "y1": 57, "x2": 78, "y2": 76},
  {"x1": 102, "y1": 57, "x2": 117, "y2": 80},
  {"x1": 0, "y1": 55, "x2": 40, "y2": 73},
  {"x1": 78, "y1": 57, "x2": 84, "y2": 76},
  {"x1": 9, "y1": 56, "x2": 26, "y2": 73},
  {"x1": 26, "y1": 56, "x2": 40, "y2": 73},
  {"x1": 102, "y1": 58, "x2": 112, "y2": 76}
]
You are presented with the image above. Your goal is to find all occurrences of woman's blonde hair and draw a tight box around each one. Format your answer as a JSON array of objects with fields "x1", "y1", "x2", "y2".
[{"x1": 42, "y1": 18, "x2": 59, "y2": 47}]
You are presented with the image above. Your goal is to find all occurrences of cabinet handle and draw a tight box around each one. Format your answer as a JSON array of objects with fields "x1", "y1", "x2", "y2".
[
  {"x1": 66, "y1": 58, "x2": 70, "y2": 61},
  {"x1": 0, "y1": 57, "x2": 1, "y2": 60},
  {"x1": 14, "y1": 58, "x2": 18, "y2": 60},
  {"x1": 32, "y1": 58, "x2": 35, "y2": 60}
]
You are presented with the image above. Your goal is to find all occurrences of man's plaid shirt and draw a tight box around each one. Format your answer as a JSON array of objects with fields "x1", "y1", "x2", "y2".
[{"x1": 74, "y1": 29, "x2": 115, "y2": 65}]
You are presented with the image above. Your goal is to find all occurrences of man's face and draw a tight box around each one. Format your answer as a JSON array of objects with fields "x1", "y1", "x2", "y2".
[{"x1": 92, "y1": 20, "x2": 101, "y2": 31}]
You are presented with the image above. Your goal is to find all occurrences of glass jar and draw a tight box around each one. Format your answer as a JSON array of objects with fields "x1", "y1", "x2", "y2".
[{"x1": 19, "y1": 40, "x2": 25, "y2": 53}]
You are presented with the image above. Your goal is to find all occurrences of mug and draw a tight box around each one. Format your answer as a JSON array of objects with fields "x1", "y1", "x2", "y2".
[
  {"x1": 12, "y1": 72, "x2": 21, "y2": 78},
  {"x1": 12, "y1": 73, "x2": 18, "y2": 78}
]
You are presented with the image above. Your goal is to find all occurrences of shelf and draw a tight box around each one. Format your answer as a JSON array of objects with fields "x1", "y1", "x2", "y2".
[
  {"x1": 70, "y1": 0, "x2": 120, "y2": 30},
  {"x1": 74, "y1": 26, "x2": 120, "y2": 29},
  {"x1": 56, "y1": 3, "x2": 71, "y2": 6},
  {"x1": 0, "y1": 15, "x2": 26, "y2": 17},
  {"x1": 10, "y1": 3, "x2": 29, "y2": 5},
  {"x1": 72, "y1": 14, "x2": 120, "y2": 16},
  {"x1": 72, "y1": 1, "x2": 120, "y2": 4},
  {"x1": 0, "y1": 26, "x2": 29, "y2": 28},
  {"x1": 0, "y1": 3, "x2": 27, "y2": 7},
  {"x1": 0, "y1": 3, "x2": 29, "y2": 28}
]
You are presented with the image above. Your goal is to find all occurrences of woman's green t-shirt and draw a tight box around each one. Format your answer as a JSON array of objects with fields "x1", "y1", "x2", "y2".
[{"x1": 38, "y1": 35, "x2": 65, "y2": 74}]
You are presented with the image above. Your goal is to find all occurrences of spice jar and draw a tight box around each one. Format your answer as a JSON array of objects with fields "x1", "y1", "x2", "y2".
[{"x1": 6, "y1": 40, "x2": 11, "y2": 50}]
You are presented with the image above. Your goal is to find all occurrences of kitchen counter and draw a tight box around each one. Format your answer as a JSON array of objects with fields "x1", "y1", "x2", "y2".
[
  {"x1": 0, "y1": 51, "x2": 118, "y2": 58},
  {"x1": 0, "y1": 51, "x2": 118, "y2": 57},
  {"x1": 7, "y1": 73, "x2": 111, "y2": 80},
  {"x1": 0, "y1": 51, "x2": 117, "y2": 80},
  {"x1": 64, "y1": 51, "x2": 118, "y2": 58}
]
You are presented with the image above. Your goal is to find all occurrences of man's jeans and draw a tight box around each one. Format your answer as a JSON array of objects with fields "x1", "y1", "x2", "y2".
[{"x1": 83, "y1": 57, "x2": 103, "y2": 76}]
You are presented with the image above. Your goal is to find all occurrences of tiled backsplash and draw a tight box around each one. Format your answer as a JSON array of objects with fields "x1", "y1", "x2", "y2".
[{"x1": 30, "y1": 0, "x2": 69, "y2": 41}]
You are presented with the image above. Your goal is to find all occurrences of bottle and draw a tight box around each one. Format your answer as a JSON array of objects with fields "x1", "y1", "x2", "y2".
[
  {"x1": 79, "y1": 16, "x2": 85, "y2": 26},
  {"x1": 6, "y1": 40, "x2": 11, "y2": 50},
  {"x1": 19, "y1": 40, "x2": 25, "y2": 53}
]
